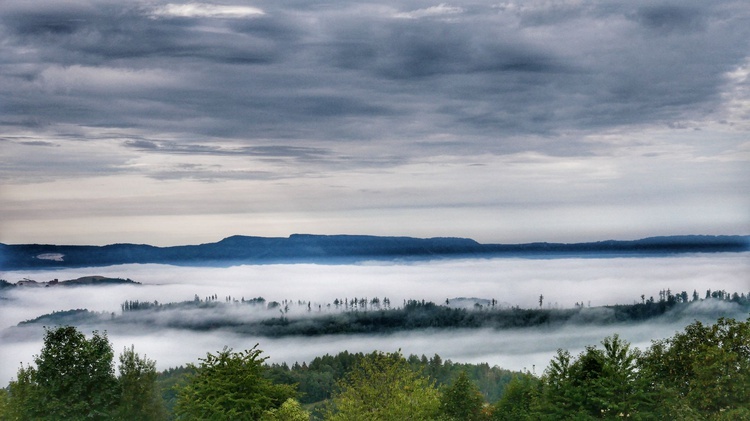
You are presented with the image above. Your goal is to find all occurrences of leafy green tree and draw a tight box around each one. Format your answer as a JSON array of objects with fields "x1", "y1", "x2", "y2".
[
  {"x1": 593, "y1": 335, "x2": 652, "y2": 417},
  {"x1": 539, "y1": 335, "x2": 655, "y2": 419},
  {"x1": 537, "y1": 348, "x2": 576, "y2": 419},
  {"x1": 174, "y1": 344, "x2": 295, "y2": 420},
  {"x1": 440, "y1": 370, "x2": 487, "y2": 420},
  {"x1": 115, "y1": 345, "x2": 167, "y2": 421},
  {"x1": 640, "y1": 317, "x2": 750, "y2": 417},
  {"x1": 260, "y1": 398, "x2": 310, "y2": 421},
  {"x1": 0, "y1": 388, "x2": 10, "y2": 420},
  {"x1": 491, "y1": 373, "x2": 540, "y2": 420},
  {"x1": 5, "y1": 365, "x2": 35, "y2": 420},
  {"x1": 7, "y1": 326, "x2": 119, "y2": 420},
  {"x1": 323, "y1": 351, "x2": 440, "y2": 421}
]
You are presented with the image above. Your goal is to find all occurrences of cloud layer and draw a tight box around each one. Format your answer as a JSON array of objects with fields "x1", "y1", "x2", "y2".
[
  {"x1": 0, "y1": 0, "x2": 749, "y2": 244},
  {"x1": 1, "y1": 254, "x2": 748, "y2": 384}
]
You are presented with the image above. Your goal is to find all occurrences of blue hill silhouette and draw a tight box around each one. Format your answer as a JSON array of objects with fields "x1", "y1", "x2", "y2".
[{"x1": 1, "y1": 234, "x2": 747, "y2": 269}]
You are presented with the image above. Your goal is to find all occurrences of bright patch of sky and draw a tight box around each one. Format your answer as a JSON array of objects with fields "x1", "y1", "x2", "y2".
[{"x1": 152, "y1": 3, "x2": 264, "y2": 18}]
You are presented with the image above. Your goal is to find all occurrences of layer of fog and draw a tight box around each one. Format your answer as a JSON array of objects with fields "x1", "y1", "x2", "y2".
[{"x1": 1, "y1": 253, "x2": 748, "y2": 385}]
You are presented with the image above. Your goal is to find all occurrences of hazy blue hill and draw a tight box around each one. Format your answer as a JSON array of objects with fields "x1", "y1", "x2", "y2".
[
  {"x1": 59, "y1": 276, "x2": 140, "y2": 286},
  {"x1": 18, "y1": 309, "x2": 105, "y2": 326},
  {"x1": 0, "y1": 234, "x2": 747, "y2": 270}
]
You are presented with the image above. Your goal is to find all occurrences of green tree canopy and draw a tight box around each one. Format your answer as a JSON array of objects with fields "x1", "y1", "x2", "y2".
[
  {"x1": 491, "y1": 373, "x2": 540, "y2": 421},
  {"x1": 539, "y1": 335, "x2": 658, "y2": 419},
  {"x1": 174, "y1": 344, "x2": 295, "y2": 420},
  {"x1": 115, "y1": 345, "x2": 167, "y2": 421},
  {"x1": 440, "y1": 370, "x2": 487, "y2": 420},
  {"x1": 7, "y1": 326, "x2": 118, "y2": 420},
  {"x1": 324, "y1": 350, "x2": 441, "y2": 421},
  {"x1": 640, "y1": 317, "x2": 750, "y2": 417},
  {"x1": 260, "y1": 398, "x2": 310, "y2": 421}
]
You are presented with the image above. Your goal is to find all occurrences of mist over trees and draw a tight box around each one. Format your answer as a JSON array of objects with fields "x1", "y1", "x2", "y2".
[
  {"x1": 15, "y1": 287, "x2": 750, "y2": 338},
  {"x1": 2, "y1": 318, "x2": 748, "y2": 420}
]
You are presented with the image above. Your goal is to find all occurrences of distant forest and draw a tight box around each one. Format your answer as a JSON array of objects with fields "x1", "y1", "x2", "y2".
[{"x1": 15, "y1": 287, "x2": 750, "y2": 336}]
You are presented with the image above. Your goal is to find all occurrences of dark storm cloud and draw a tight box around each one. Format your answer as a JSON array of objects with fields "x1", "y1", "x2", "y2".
[
  {"x1": 322, "y1": 14, "x2": 564, "y2": 79},
  {"x1": 0, "y1": 2, "x2": 281, "y2": 65},
  {"x1": 0, "y1": 0, "x2": 748, "y2": 163}
]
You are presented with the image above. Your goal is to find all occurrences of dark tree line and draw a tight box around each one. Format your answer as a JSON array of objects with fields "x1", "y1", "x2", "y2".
[{"x1": 19, "y1": 288, "x2": 749, "y2": 338}]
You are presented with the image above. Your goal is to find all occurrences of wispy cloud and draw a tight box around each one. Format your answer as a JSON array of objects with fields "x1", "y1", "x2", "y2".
[
  {"x1": 151, "y1": 3, "x2": 265, "y2": 19},
  {"x1": 394, "y1": 4, "x2": 464, "y2": 19}
]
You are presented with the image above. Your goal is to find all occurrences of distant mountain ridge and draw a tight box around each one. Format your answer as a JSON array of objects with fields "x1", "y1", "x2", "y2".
[{"x1": 0, "y1": 234, "x2": 748, "y2": 270}]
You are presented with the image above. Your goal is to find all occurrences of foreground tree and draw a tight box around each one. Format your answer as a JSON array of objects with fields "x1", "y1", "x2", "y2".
[
  {"x1": 440, "y1": 370, "x2": 487, "y2": 420},
  {"x1": 491, "y1": 373, "x2": 540, "y2": 420},
  {"x1": 0, "y1": 388, "x2": 10, "y2": 419},
  {"x1": 5, "y1": 365, "x2": 35, "y2": 420},
  {"x1": 538, "y1": 335, "x2": 658, "y2": 419},
  {"x1": 115, "y1": 345, "x2": 167, "y2": 421},
  {"x1": 324, "y1": 351, "x2": 440, "y2": 421},
  {"x1": 174, "y1": 345, "x2": 295, "y2": 420},
  {"x1": 7, "y1": 326, "x2": 118, "y2": 420},
  {"x1": 640, "y1": 317, "x2": 750, "y2": 418},
  {"x1": 5, "y1": 326, "x2": 167, "y2": 421},
  {"x1": 260, "y1": 398, "x2": 310, "y2": 421}
]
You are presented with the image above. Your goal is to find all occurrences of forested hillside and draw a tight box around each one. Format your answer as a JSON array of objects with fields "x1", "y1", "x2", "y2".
[
  {"x1": 2, "y1": 317, "x2": 748, "y2": 420},
  {"x1": 2, "y1": 234, "x2": 747, "y2": 269},
  {"x1": 15, "y1": 287, "x2": 750, "y2": 336}
]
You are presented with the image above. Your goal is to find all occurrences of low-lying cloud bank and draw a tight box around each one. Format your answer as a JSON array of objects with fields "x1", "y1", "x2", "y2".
[{"x1": 1, "y1": 253, "x2": 748, "y2": 384}]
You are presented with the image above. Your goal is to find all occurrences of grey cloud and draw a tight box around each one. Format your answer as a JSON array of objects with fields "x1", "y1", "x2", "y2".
[
  {"x1": 0, "y1": 0, "x2": 748, "y2": 161},
  {"x1": 0, "y1": 2, "x2": 282, "y2": 66},
  {"x1": 123, "y1": 139, "x2": 159, "y2": 149},
  {"x1": 323, "y1": 15, "x2": 564, "y2": 79},
  {"x1": 634, "y1": 5, "x2": 707, "y2": 34},
  {"x1": 123, "y1": 140, "x2": 332, "y2": 160},
  {"x1": 19, "y1": 141, "x2": 58, "y2": 147},
  {"x1": 148, "y1": 168, "x2": 274, "y2": 182}
]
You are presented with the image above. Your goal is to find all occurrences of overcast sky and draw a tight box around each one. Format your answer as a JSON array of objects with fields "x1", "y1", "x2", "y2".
[{"x1": 1, "y1": 0, "x2": 748, "y2": 245}]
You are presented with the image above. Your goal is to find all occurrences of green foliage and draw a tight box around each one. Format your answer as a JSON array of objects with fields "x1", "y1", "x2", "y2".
[
  {"x1": 260, "y1": 398, "x2": 310, "y2": 421},
  {"x1": 174, "y1": 344, "x2": 295, "y2": 420},
  {"x1": 264, "y1": 350, "x2": 515, "y2": 409},
  {"x1": 640, "y1": 317, "x2": 750, "y2": 417},
  {"x1": 323, "y1": 351, "x2": 441, "y2": 421},
  {"x1": 537, "y1": 335, "x2": 662, "y2": 419},
  {"x1": 5, "y1": 315, "x2": 748, "y2": 421},
  {"x1": 0, "y1": 387, "x2": 10, "y2": 420},
  {"x1": 440, "y1": 370, "x2": 487, "y2": 420},
  {"x1": 516, "y1": 319, "x2": 750, "y2": 420},
  {"x1": 491, "y1": 373, "x2": 540, "y2": 420},
  {"x1": 4, "y1": 327, "x2": 169, "y2": 421},
  {"x1": 156, "y1": 365, "x2": 195, "y2": 416},
  {"x1": 115, "y1": 345, "x2": 167, "y2": 421},
  {"x1": 6, "y1": 326, "x2": 119, "y2": 420},
  {"x1": 6, "y1": 365, "x2": 35, "y2": 420}
]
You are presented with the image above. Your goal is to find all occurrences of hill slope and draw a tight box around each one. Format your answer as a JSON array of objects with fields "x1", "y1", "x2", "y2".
[{"x1": 0, "y1": 234, "x2": 747, "y2": 270}]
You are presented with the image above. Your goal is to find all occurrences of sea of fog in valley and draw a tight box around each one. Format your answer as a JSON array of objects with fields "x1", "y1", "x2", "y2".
[{"x1": 1, "y1": 253, "x2": 748, "y2": 385}]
